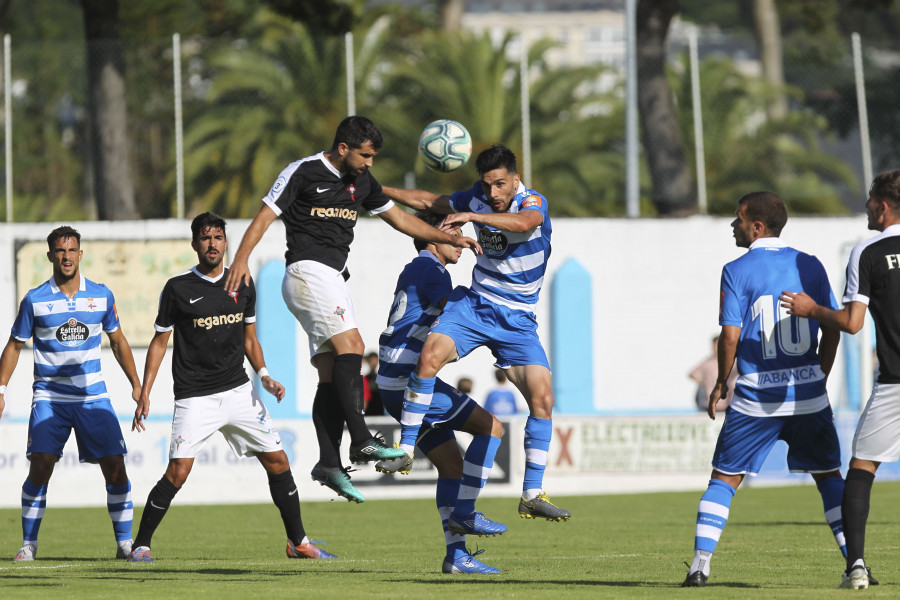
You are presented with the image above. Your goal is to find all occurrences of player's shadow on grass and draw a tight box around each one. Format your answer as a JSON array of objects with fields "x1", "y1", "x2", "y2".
[{"x1": 412, "y1": 579, "x2": 760, "y2": 588}]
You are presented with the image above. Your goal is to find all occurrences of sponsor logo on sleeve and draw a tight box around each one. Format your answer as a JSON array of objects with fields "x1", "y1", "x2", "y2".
[{"x1": 522, "y1": 194, "x2": 542, "y2": 209}]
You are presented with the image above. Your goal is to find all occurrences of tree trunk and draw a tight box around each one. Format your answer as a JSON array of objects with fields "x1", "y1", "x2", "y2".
[
  {"x1": 438, "y1": 0, "x2": 464, "y2": 33},
  {"x1": 82, "y1": 0, "x2": 138, "y2": 220},
  {"x1": 636, "y1": 0, "x2": 695, "y2": 216},
  {"x1": 753, "y1": 0, "x2": 787, "y2": 120}
]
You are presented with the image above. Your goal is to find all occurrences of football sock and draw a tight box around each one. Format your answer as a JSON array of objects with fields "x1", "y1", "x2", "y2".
[
  {"x1": 106, "y1": 481, "x2": 134, "y2": 543},
  {"x1": 453, "y1": 434, "x2": 501, "y2": 518},
  {"x1": 133, "y1": 475, "x2": 180, "y2": 549},
  {"x1": 523, "y1": 416, "x2": 551, "y2": 494},
  {"x1": 332, "y1": 353, "x2": 370, "y2": 445},
  {"x1": 312, "y1": 382, "x2": 343, "y2": 468},
  {"x1": 268, "y1": 469, "x2": 306, "y2": 546},
  {"x1": 690, "y1": 478, "x2": 736, "y2": 576},
  {"x1": 400, "y1": 373, "x2": 435, "y2": 448},
  {"x1": 816, "y1": 475, "x2": 847, "y2": 557},
  {"x1": 20, "y1": 478, "x2": 47, "y2": 545},
  {"x1": 842, "y1": 468, "x2": 875, "y2": 572},
  {"x1": 436, "y1": 477, "x2": 466, "y2": 559}
]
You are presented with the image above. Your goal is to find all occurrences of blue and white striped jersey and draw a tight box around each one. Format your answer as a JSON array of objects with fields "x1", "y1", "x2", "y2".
[
  {"x1": 449, "y1": 181, "x2": 551, "y2": 312},
  {"x1": 719, "y1": 237, "x2": 839, "y2": 417},
  {"x1": 11, "y1": 275, "x2": 120, "y2": 402},
  {"x1": 376, "y1": 251, "x2": 452, "y2": 391}
]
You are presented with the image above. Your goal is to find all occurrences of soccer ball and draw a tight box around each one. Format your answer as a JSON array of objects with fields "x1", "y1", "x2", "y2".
[{"x1": 417, "y1": 119, "x2": 472, "y2": 172}]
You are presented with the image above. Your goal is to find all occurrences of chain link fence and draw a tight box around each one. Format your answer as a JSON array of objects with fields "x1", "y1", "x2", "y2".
[{"x1": 2, "y1": 19, "x2": 898, "y2": 222}]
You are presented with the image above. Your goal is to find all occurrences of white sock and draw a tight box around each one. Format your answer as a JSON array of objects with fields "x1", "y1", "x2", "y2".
[
  {"x1": 690, "y1": 550, "x2": 712, "y2": 576},
  {"x1": 523, "y1": 488, "x2": 541, "y2": 501}
]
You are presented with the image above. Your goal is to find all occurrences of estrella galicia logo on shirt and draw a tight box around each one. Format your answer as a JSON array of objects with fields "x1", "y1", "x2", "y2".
[
  {"x1": 56, "y1": 318, "x2": 89, "y2": 346},
  {"x1": 478, "y1": 228, "x2": 508, "y2": 255}
]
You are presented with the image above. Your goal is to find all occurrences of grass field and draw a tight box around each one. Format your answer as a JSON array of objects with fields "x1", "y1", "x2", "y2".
[{"x1": 1, "y1": 482, "x2": 899, "y2": 599}]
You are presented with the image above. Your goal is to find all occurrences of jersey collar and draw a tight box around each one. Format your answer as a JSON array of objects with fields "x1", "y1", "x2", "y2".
[
  {"x1": 49, "y1": 273, "x2": 86, "y2": 295},
  {"x1": 192, "y1": 266, "x2": 225, "y2": 283},
  {"x1": 317, "y1": 151, "x2": 343, "y2": 178},
  {"x1": 748, "y1": 236, "x2": 789, "y2": 251}
]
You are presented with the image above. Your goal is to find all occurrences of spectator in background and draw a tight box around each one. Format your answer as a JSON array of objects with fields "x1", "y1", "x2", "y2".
[
  {"x1": 484, "y1": 369, "x2": 520, "y2": 416},
  {"x1": 688, "y1": 335, "x2": 736, "y2": 412},
  {"x1": 363, "y1": 351, "x2": 383, "y2": 416},
  {"x1": 456, "y1": 377, "x2": 474, "y2": 396}
]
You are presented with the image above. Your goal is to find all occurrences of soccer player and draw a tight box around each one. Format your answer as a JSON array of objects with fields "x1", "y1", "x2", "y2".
[
  {"x1": 223, "y1": 116, "x2": 480, "y2": 504},
  {"x1": 0, "y1": 226, "x2": 140, "y2": 562},
  {"x1": 682, "y1": 192, "x2": 846, "y2": 587},
  {"x1": 382, "y1": 144, "x2": 571, "y2": 521},
  {"x1": 127, "y1": 213, "x2": 333, "y2": 563},
  {"x1": 781, "y1": 170, "x2": 900, "y2": 589},
  {"x1": 375, "y1": 212, "x2": 506, "y2": 574}
]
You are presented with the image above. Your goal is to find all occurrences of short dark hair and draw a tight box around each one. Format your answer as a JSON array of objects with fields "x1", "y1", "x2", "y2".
[
  {"x1": 870, "y1": 170, "x2": 900, "y2": 210},
  {"x1": 331, "y1": 115, "x2": 383, "y2": 151},
  {"x1": 191, "y1": 212, "x2": 227, "y2": 243},
  {"x1": 475, "y1": 145, "x2": 517, "y2": 176},
  {"x1": 47, "y1": 225, "x2": 81, "y2": 251},
  {"x1": 738, "y1": 191, "x2": 787, "y2": 236},
  {"x1": 413, "y1": 211, "x2": 446, "y2": 252}
]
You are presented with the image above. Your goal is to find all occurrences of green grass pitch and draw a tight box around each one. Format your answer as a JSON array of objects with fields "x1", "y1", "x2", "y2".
[{"x1": 2, "y1": 483, "x2": 900, "y2": 598}]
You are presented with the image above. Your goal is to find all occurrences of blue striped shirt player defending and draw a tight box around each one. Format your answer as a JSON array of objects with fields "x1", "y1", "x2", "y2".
[
  {"x1": 682, "y1": 192, "x2": 846, "y2": 587},
  {"x1": 0, "y1": 225, "x2": 141, "y2": 563},
  {"x1": 382, "y1": 144, "x2": 570, "y2": 522}
]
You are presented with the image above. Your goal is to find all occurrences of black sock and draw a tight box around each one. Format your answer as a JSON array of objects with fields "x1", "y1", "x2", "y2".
[
  {"x1": 843, "y1": 467, "x2": 875, "y2": 571},
  {"x1": 133, "y1": 476, "x2": 180, "y2": 549},
  {"x1": 332, "y1": 354, "x2": 370, "y2": 445},
  {"x1": 268, "y1": 469, "x2": 305, "y2": 546},
  {"x1": 312, "y1": 382, "x2": 343, "y2": 468}
]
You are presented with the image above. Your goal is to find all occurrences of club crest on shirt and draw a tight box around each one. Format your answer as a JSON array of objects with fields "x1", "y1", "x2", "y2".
[
  {"x1": 86, "y1": 297, "x2": 97, "y2": 311},
  {"x1": 56, "y1": 318, "x2": 89, "y2": 347},
  {"x1": 228, "y1": 289, "x2": 239, "y2": 304},
  {"x1": 334, "y1": 306, "x2": 346, "y2": 321},
  {"x1": 478, "y1": 228, "x2": 509, "y2": 255}
]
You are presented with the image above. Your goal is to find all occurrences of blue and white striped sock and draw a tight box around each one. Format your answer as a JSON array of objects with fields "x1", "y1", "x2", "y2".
[
  {"x1": 453, "y1": 435, "x2": 502, "y2": 518},
  {"x1": 106, "y1": 481, "x2": 134, "y2": 543},
  {"x1": 436, "y1": 477, "x2": 466, "y2": 559},
  {"x1": 400, "y1": 373, "x2": 434, "y2": 447},
  {"x1": 523, "y1": 416, "x2": 551, "y2": 498},
  {"x1": 817, "y1": 476, "x2": 847, "y2": 557},
  {"x1": 21, "y1": 478, "x2": 47, "y2": 546},
  {"x1": 691, "y1": 478, "x2": 736, "y2": 576}
]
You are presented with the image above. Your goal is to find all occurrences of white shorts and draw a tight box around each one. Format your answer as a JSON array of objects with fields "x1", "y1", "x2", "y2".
[
  {"x1": 853, "y1": 381, "x2": 900, "y2": 463},
  {"x1": 281, "y1": 260, "x2": 358, "y2": 359},
  {"x1": 169, "y1": 381, "x2": 282, "y2": 459}
]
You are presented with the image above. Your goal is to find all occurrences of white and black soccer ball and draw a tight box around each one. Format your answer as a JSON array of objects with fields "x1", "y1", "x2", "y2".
[{"x1": 417, "y1": 119, "x2": 472, "y2": 172}]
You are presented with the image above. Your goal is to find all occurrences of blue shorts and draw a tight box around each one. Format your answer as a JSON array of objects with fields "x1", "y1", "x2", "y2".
[
  {"x1": 28, "y1": 399, "x2": 127, "y2": 463},
  {"x1": 712, "y1": 406, "x2": 841, "y2": 475},
  {"x1": 432, "y1": 287, "x2": 550, "y2": 369},
  {"x1": 381, "y1": 378, "x2": 477, "y2": 455}
]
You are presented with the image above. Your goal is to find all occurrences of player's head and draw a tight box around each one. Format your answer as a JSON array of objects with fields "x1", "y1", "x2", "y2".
[
  {"x1": 190, "y1": 212, "x2": 228, "y2": 271},
  {"x1": 732, "y1": 191, "x2": 787, "y2": 247},
  {"x1": 476, "y1": 145, "x2": 521, "y2": 213},
  {"x1": 46, "y1": 225, "x2": 83, "y2": 282},
  {"x1": 866, "y1": 170, "x2": 900, "y2": 231},
  {"x1": 494, "y1": 368, "x2": 508, "y2": 383},
  {"x1": 414, "y1": 211, "x2": 462, "y2": 265},
  {"x1": 330, "y1": 116, "x2": 383, "y2": 176}
]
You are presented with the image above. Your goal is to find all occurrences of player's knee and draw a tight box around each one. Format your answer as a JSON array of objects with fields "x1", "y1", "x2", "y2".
[{"x1": 491, "y1": 416, "x2": 504, "y2": 438}]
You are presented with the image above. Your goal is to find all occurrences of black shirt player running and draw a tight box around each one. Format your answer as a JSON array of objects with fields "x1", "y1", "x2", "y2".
[
  {"x1": 128, "y1": 212, "x2": 334, "y2": 562},
  {"x1": 225, "y1": 116, "x2": 480, "y2": 502}
]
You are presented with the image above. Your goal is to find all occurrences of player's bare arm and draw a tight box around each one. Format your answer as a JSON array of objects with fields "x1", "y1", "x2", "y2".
[
  {"x1": 244, "y1": 322, "x2": 285, "y2": 402},
  {"x1": 818, "y1": 324, "x2": 840, "y2": 378},
  {"x1": 379, "y1": 205, "x2": 482, "y2": 255},
  {"x1": 107, "y1": 327, "x2": 142, "y2": 404},
  {"x1": 0, "y1": 337, "x2": 25, "y2": 419},
  {"x1": 444, "y1": 207, "x2": 543, "y2": 233},
  {"x1": 780, "y1": 291, "x2": 867, "y2": 334},
  {"x1": 224, "y1": 204, "x2": 278, "y2": 292},
  {"x1": 133, "y1": 330, "x2": 171, "y2": 432},
  {"x1": 381, "y1": 186, "x2": 453, "y2": 214},
  {"x1": 709, "y1": 326, "x2": 740, "y2": 421}
]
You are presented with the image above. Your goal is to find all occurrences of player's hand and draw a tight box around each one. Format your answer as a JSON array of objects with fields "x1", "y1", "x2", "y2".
[
  {"x1": 453, "y1": 235, "x2": 482, "y2": 255},
  {"x1": 780, "y1": 290, "x2": 815, "y2": 317},
  {"x1": 707, "y1": 383, "x2": 728, "y2": 421},
  {"x1": 262, "y1": 376, "x2": 286, "y2": 402},
  {"x1": 441, "y1": 212, "x2": 471, "y2": 228},
  {"x1": 224, "y1": 259, "x2": 251, "y2": 293},
  {"x1": 132, "y1": 395, "x2": 150, "y2": 432}
]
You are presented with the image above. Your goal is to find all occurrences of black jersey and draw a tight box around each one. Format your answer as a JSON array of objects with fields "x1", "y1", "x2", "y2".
[
  {"x1": 262, "y1": 152, "x2": 394, "y2": 271},
  {"x1": 843, "y1": 224, "x2": 900, "y2": 383},
  {"x1": 155, "y1": 266, "x2": 253, "y2": 399}
]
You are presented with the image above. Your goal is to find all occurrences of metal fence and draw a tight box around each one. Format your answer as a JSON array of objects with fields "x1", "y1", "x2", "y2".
[{"x1": 2, "y1": 19, "x2": 898, "y2": 222}]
